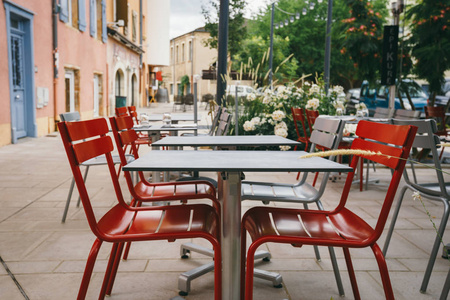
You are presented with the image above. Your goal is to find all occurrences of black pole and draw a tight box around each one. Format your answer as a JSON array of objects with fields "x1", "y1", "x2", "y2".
[
  {"x1": 216, "y1": 0, "x2": 229, "y2": 106},
  {"x1": 324, "y1": 0, "x2": 333, "y2": 94},
  {"x1": 268, "y1": 3, "x2": 274, "y2": 89}
]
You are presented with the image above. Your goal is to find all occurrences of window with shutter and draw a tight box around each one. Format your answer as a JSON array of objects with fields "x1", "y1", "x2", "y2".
[
  {"x1": 78, "y1": 0, "x2": 86, "y2": 31},
  {"x1": 59, "y1": 0, "x2": 69, "y2": 23}
]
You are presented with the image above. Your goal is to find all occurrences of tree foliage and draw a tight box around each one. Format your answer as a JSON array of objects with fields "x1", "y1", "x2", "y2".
[
  {"x1": 337, "y1": 0, "x2": 388, "y2": 85},
  {"x1": 202, "y1": 0, "x2": 248, "y2": 60},
  {"x1": 404, "y1": 0, "x2": 450, "y2": 103}
]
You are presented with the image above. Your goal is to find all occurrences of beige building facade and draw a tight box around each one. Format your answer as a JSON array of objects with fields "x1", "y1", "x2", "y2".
[{"x1": 162, "y1": 28, "x2": 218, "y2": 102}]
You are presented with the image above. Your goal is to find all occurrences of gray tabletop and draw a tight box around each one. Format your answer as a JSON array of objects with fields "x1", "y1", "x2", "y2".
[
  {"x1": 145, "y1": 114, "x2": 196, "y2": 122},
  {"x1": 123, "y1": 150, "x2": 353, "y2": 173},
  {"x1": 133, "y1": 124, "x2": 198, "y2": 132},
  {"x1": 151, "y1": 135, "x2": 300, "y2": 147}
]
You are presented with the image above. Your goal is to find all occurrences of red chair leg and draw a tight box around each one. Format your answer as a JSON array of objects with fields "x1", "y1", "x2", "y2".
[
  {"x1": 312, "y1": 172, "x2": 319, "y2": 187},
  {"x1": 99, "y1": 243, "x2": 120, "y2": 299},
  {"x1": 105, "y1": 243, "x2": 125, "y2": 296},
  {"x1": 343, "y1": 247, "x2": 361, "y2": 300},
  {"x1": 240, "y1": 228, "x2": 247, "y2": 300},
  {"x1": 359, "y1": 158, "x2": 364, "y2": 192},
  {"x1": 371, "y1": 243, "x2": 395, "y2": 300},
  {"x1": 212, "y1": 241, "x2": 222, "y2": 300},
  {"x1": 245, "y1": 242, "x2": 258, "y2": 300},
  {"x1": 77, "y1": 238, "x2": 103, "y2": 300}
]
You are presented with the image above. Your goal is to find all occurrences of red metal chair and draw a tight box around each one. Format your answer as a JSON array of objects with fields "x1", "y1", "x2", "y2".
[
  {"x1": 292, "y1": 107, "x2": 311, "y2": 180},
  {"x1": 109, "y1": 115, "x2": 220, "y2": 260},
  {"x1": 115, "y1": 106, "x2": 128, "y2": 117},
  {"x1": 240, "y1": 120, "x2": 417, "y2": 300},
  {"x1": 58, "y1": 118, "x2": 222, "y2": 300}
]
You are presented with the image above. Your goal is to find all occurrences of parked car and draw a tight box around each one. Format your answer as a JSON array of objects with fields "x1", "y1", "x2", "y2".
[
  {"x1": 226, "y1": 85, "x2": 257, "y2": 98},
  {"x1": 433, "y1": 78, "x2": 450, "y2": 107},
  {"x1": 359, "y1": 79, "x2": 428, "y2": 113}
]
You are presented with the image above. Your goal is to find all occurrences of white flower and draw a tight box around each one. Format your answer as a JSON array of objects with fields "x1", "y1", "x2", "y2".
[
  {"x1": 333, "y1": 100, "x2": 345, "y2": 110},
  {"x1": 247, "y1": 93, "x2": 257, "y2": 101},
  {"x1": 275, "y1": 121, "x2": 287, "y2": 130},
  {"x1": 343, "y1": 123, "x2": 357, "y2": 136},
  {"x1": 412, "y1": 191, "x2": 422, "y2": 201},
  {"x1": 262, "y1": 95, "x2": 271, "y2": 104},
  {"x1": 260, "y1": 118, "x2": 267, "y2": 124},
  {"x1": 275, "y1": 127, "x2": 288, "y2": 138},
  {"x1": 277, "y1": 85, "x2": 286, "y2": 94},
  {"x1": 305, "y1": 98, "x2": 320, "y2": 110},
  {"x1": 309, "y1": 84, "x2": 320, "y2": 95},
  {"x1": 355, "y1": 102, "x2": 367, "y2": 110},
  {"x1": 251, "y1": 117, "x2": 261, "y2": 125},
  {"x1": 279, "y1": 145, "x2": 291, "y2": 151},
  {"x1": 304, "y1": 81, "x2": 311, "y2": 86},
  {"x1": 243, "y1": 121, "x2": 255, "y2": 131},
  {"x1": 332, "y1": 85, "x2": 344, "y2": 95},
  {"x1": 272, "y1": 110, "x2": 285, "y2": 121}
]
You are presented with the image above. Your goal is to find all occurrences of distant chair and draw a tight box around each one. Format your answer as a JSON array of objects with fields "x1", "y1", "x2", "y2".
[
  {"x1": 394, "y1": 109, "x2": 421, "y2": 119},
  {"x1": 184, "y1": 94, "x2": 194, "y2": 110},
  {"x1": 172, "y1": 95, "x2": 184, "y2": 112},
  {"x1": 373, "y1": 107, "x2": 394, "y2": 119},
  {"x1": 425, "y1": 106, "x2": 450, "y2": 160},
  {"x1": 115, "y1": 106, "x2": 128, "y2": 117},
  {"x1": 215, "y1": 110, "x2": 232, "y2": 136}
]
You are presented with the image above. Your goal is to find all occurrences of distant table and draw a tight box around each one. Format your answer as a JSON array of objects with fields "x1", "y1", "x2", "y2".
[
  {"x1": 151, "y1": 135, "x2": 300, "y2": 149},
  {"x1": 143, "y1": 114, "x2": 197, "y2": 123},
  {"x1": 123, "y1": 150, "x2": 352, "y2": 300},
  {"x1": 134, "y1": 124, "x2": 198, "y2": 141}
]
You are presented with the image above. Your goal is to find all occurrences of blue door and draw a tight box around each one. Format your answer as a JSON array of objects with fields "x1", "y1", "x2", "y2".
[{"x1": 10, "y1": 21, "x2": 27, "y2": 139}]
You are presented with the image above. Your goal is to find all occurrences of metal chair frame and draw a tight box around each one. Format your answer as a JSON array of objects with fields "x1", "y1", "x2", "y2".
[
  {"x1": 383, "y1": 118, "x2": 450, "y2": 294},
  {"x1": 241, "y1": 117, "x2": 346, "y2": 296},
  {"x1": 241, "y1": 120, "x2": 418, "y2": 300},
  {"x1": 58, "y1": 118, "x2": 222, "y2": 300}
]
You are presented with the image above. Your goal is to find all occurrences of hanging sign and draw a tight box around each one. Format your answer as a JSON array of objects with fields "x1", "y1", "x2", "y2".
[{"x1": 381, "y1": 25, "x2": 399, "y2": 86}]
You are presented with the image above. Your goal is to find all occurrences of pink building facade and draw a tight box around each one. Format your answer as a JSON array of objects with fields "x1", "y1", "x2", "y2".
[{"x1": 0, "y1": 0, "x2": 107, "y2": 146}]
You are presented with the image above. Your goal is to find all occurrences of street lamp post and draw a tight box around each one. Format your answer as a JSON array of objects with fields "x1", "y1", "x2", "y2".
[
  {"x1": 388, "y1": 0, "x2": 404, "y2": 110},
  {"x1": 268, "y1": 3, "x2": 275, "y2": 89},
  {"x1": 323, "y1": 0, "x2": 333, "y2": 94}
]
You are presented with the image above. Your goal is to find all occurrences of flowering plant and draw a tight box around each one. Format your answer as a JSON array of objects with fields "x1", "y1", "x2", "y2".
[
  {"x1": 355, "y1": 102, "x2": 368, "y2": 111},
  {"x1": 235, "y1": 78, "x2": 346, "y2": 150}
]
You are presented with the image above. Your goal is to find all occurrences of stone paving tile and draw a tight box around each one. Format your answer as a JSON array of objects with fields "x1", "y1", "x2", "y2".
[{"x1": 0, "y1": 103, "x2": 448, "y2": 299}]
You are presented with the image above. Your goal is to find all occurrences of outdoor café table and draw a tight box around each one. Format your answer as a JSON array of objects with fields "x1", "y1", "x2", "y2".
[
  {"x1": 123, "y1": 150, "x2": 353, "y2": 300},
  {"x1": 144, "y1": 113, "x2": 196, "y2": 124},
  {"x1": 151, "y1": 135, "x2": 301, "y2": 150}
]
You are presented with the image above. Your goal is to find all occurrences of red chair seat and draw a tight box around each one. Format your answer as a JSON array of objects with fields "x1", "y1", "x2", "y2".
[{"x1": 134, "y1": 180, "x2": 216, "y2": 202}]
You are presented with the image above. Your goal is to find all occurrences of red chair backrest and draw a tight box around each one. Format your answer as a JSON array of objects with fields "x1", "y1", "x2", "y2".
[
  {"x1": 115, "y1": 106, "x2": 128, "y2": 117},
  {"x1": 305, "y1": 109, "x2": 319, "y2": 131},
  {"x1": 424, "y1": 106, "x2": 447, "y2": 135},
  {"x1": 58, "y1": 118, "x2": 130, "y2": 238},
  {"x1": 291, "y1": 107, "x2": 309, "y2": 141},
  {"x1": 334, "y1": 120, "x2": 417, "y2": 244},
  {"x1": 109, "y1": 116, "x2": 148, "y2": 195},
  {"x1": 127, "y1": 106, "x2": 140, "y2": 124}
]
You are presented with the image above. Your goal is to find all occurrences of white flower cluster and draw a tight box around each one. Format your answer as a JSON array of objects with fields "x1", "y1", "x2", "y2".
[
  {"x1": 355, "y1": 102, "x2": 367, "y2": 111},
  {"x1": 305, "y1": 98, "x2": 320, "y2": 110},
  {"x1": 309, "y1": 84, "x2": 321, "y2": 95},
  {"x1": 243, "y1": 120, "x2": 255, "y2": 131},
  {"x1": 279, "y1": 145, "x2": 291, "y2": 151},
  {"x1": 272, "y1": 110, "x2": 285, "y2": 121},
  {"x1": 247, "y1": 93, "x2": 257, "y2": 101},
  {"x1": 331, "y1": 85, "x2": 344, "y2": 95},
  {"x1": 243, "y1": 117, "x2": 266, "y2": 132},
  {"x1": 274, "y1": 121, "x2": 288, "y2": 138},
  {"x1": 343, "y1": 123, "x2": 357, "y2": 136},
  {"x1": 333, "y1": 100, "x2": 345, "y2": 110}
]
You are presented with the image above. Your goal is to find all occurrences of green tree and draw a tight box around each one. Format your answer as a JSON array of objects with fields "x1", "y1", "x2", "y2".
[
  {"x1": 405, "y1": 0, "x2": 450, "y2": 105},
  {"x1": 337, "y1": 0, "x2": 388, "y2": 85},
  {"x1": 202, "y1": 0, "x2": 248, "y2": 61}
]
